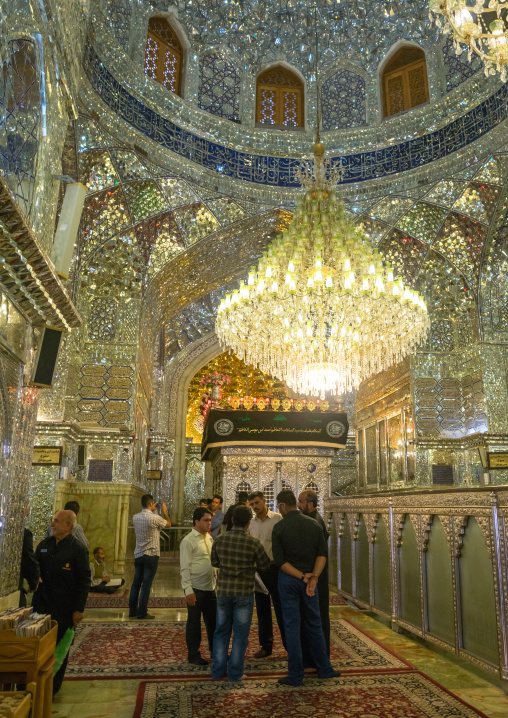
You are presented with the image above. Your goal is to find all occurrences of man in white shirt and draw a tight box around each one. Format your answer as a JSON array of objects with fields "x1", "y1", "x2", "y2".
[
  {"x1": 129, "y1": 494, "x2": 171, "y2": 620},
  {"x1": 180, "y1": 507, "x2": 216, "y2": 666},
  {"x1": 248, "y1": 490, "x2": 286, "y2": 658}
]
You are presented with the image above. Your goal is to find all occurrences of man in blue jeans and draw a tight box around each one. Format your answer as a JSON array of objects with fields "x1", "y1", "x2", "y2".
[
  {"x1": 129, "y1": 494, "x2": 171, "y2": 619},
  {"x1": 211, "y1": 505, "x2": 270, "y2": 682},
  {"x1": 272, "y1": 489, "x2": 340, "y2": 687}
]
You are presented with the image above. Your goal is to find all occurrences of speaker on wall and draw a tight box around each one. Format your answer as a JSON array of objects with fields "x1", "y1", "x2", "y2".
[
  {"x1": 31, "y1": 325, "x2": 64, "y2": 388},
  {"x1": 77, "y1": 444, "x2": 87, "y2": 468}
]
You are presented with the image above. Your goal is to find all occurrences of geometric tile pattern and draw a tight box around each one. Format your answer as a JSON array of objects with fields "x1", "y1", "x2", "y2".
[
  {"x1": 442, "y1": 36, "x2": 483, "y2": 93},
  {"x1": 414, "y1": 374, "x2": 487, "y2": 438},
  {"x1": 77, "y1": 364, "x2": 133, "y2": 426},
  {"x1": 198, "y1": 52, "x2": 241, "y2": 122},
  {"x1": 321, "y1": 69, "x2": 366, "y2": 130}
]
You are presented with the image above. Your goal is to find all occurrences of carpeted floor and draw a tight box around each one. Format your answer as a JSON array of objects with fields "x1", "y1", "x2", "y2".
[
  {"x1": 66, "y1": 618, "x2": 411, "y2": 679},
  {"x1": 133, "y1": 672, "x2": 490, "y2": 718},
  {"x1": 85, "y1": 591, "x2": 347, "y2": 609}
]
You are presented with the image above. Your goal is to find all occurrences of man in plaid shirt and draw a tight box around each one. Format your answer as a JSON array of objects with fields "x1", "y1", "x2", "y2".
[{"x1": 211, "y1": 505, "x2": 270, "y2": 682}]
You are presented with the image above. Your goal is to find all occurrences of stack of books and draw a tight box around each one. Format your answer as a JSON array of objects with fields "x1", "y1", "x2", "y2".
[{"x1": 0, "y1": 607, "x2": 52, "y2": 637}]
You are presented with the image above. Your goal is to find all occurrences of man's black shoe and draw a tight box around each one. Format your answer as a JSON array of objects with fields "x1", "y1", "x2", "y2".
[
  {"x1": 278, "y1": 677, "x2": 302, "y2": 687},
  {"x1": 137, "y1": 614, "x2": 156, "y2": 620},
  {"x1": 253, "y1": 647, "x2": 272, "y2": 658},
  {"x1": 189, "y1": 656, "x2": 210, "y2": 666},
  {"x1": 319, "y1": 669, "x2": 341, "y2": 679}
]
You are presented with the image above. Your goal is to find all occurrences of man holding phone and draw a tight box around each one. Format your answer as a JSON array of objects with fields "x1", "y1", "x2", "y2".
[{"x1": 129, "y1": 494, "x2": 171, "y2": 620}]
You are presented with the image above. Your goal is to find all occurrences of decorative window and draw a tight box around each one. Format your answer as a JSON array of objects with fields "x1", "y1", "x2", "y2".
[
  {"x1": 144, "y1": 17, "x2": 183, "y2": 96},
  {"x1": 0, "y1": 39, "x2": 41, "y2": 217},
  {"x1": 382, "y1": 46, "x2": 429, "y2": 118},
  {"x1": 304, "y1": 480, "x2": 319, "y2": 494},
  {"x1": 321, "y1": 69, "x2": 366, "y2": 130},
  {"x1": 235, "y1": 480, "x2": 251, "y2": 502},
  {"x1": 198, "y1": 53, "x2": 240, "y2": 122},
  {"x1": 256, "y1": 66, "x2": 303, "y2": 129}
]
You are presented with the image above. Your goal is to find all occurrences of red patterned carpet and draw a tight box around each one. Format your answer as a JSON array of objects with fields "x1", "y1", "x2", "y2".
[
  {"x1": 66, "y1": 619, "x2": 411, "y2": 679},
  {"x1": 133, "y1": 672, "x2": 489, "y2": 718},
  {"x1": 85, "y1": 591, "x2": 347, "y2": 609}
]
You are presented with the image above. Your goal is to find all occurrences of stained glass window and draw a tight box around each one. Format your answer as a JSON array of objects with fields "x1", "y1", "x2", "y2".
[
  {"x1": 382, "y1": 46, "x2": 429, "y2": 118},
  {"x1": 256, "y1": 66, "x2": 303, "y2": 128},
  {"x1": 144, "y1": 18, "x2": 183, "y2": 96}
]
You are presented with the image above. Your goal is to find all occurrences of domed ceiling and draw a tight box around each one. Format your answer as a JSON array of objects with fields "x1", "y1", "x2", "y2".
[{"x1": 160, "y1": 0, "x2": 438, "y2": 74}]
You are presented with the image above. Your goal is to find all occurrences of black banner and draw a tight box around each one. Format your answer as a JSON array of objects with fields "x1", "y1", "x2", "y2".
[{"x1": 201, "y1": 409, "x2": 349, "y2": 459}]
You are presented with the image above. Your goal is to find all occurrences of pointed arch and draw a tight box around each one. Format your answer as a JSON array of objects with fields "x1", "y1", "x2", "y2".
[
  {"x1": 144, "y1": 17, "x2": 183, "y2": 97},
  {"x1": 381, "y1": 44, "x2": 429, "y2": 118},
  {"x1": 255, "y1": 65, "x2": 304, "y2": 129}
]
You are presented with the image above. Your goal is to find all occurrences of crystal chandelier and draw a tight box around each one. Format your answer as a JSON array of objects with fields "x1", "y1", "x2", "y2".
[
  {"x1": 215, "y1": 142, "x2": 429, "y2": 398},
  {"x1": 430, "y1": 0, "x2": 508, "y2": 81}
]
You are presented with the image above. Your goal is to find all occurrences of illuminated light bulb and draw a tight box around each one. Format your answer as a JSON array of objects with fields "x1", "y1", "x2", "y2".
[
  {"x1": 248, "y1": 273, "x2": 255, "y2": 286},
  {"x1": 266, "y1": 266, "x2": 272, "y2": 278},
  {"x1": 325, "y1": 275, "x2": 333, "y2": 288},
  {"x1": 387, "y1": 271, "x2": 394, "y2": 282},
  {"x1": 344, "y1": 276, "x2": 352, "y2": 290},
  {"x1": 349, "y1": 271, "x2": 355, "y2": 284},
  {"x1": 289, "y1": 280, "x2": 296, "y2": 292},
  {"x1": 369, "y1": 263, "x2": 376, "y2": 275},
  {"x1": 315, "y1": 258, "x2": 322, "y2": 269},
  {"x1": 314, "y1": 270, "x2": 323, "y2": 282},
  {"x1": 344, "y1": 258, "x2": 351, "y2": 271},
  {"x1": 362, "y1": 278, "x2": 370, "y2": 292},
  {"x1": 307, "y1": 276, "x2": 315, "y2": 288},
  {"x1": 288, "y1": 261, "x2": 295, "y2": 272},
  {"x1": 285, "y1": 273, "x2": 292, "y2": 284},
  {"x1": 297, "y1": 328, "x2": 304, "y2": 339},
  {"x1": 270, "y1": 281, "x2": 279, "y2": 294}
]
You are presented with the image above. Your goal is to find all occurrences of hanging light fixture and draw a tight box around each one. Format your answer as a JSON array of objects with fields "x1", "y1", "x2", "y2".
[
  {"x1": 429, "y1": 0, "x2": 508, "y2": 81},
  {"x1": 216, "y1": 8, "x2": 428, "y2": 398},
  {"x1": 215, "y1": 140, "x2": 429, "y2": 397}
]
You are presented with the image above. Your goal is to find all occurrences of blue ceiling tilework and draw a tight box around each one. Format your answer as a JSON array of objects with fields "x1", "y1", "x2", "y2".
[
  {"x1": 198, "y1": 53, "x2": 241, "y2": 122},
  {"x1": 321, "y1": 69, "x2": 366, "y2": 130},
  {"x1": 84, "y1": 43, "x2": 508, "y2": 188},
  {"x1": 443, "y1": 36, "x2": 483, "y2": 94}
]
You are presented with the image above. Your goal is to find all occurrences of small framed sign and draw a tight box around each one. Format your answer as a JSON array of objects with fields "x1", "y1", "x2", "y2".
[
  {"x1": 146, "y1": 469, "x2": 162, "y2": 480},
  {"x1": 488, "y1": 452, "x2": 508, "y2": 469},
  {"x1": 32, "y1": 446, "x2": 63, "y2": 466}
]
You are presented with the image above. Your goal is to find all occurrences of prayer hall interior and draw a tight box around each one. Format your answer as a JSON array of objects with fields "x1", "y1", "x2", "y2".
[{"x1": 3, "y1": 0, "x2": 508, "y2": 715}]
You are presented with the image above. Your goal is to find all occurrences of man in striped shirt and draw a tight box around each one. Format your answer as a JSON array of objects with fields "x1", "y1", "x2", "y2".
[
  {"x1": 211, "y1": 505, "x2": 270, "y2": 682},
  {"x1": 129, "y1": 494, "x2": 171, "y2": 620}
]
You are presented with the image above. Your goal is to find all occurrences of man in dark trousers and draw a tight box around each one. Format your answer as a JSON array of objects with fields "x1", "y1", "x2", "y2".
[
  {"x1": 272, "y1": 489, "x2": 339, "y2": 687},
  {"x1": 19, "y1": 506, "x2": 39, "y2": 607},
  {"x1": 298, "y1": 489, "x2": 330, "y2": 655},
  {"x1": 32, "y1": 510, "x2": 90, "y2": 694}
]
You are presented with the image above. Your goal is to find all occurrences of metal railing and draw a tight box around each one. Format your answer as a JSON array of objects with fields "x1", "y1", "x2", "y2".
[{"x1": 127, "y1": 525, "x2": 192, "y2": 560}]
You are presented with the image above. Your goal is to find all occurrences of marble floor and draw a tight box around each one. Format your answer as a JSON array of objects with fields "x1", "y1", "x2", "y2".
[{"x1": 51, "y1": 560, "x2": 508, "y2": 718}]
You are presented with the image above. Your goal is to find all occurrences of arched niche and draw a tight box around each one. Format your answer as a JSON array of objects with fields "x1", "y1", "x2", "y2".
[
  {"x1": 255, "y1": 64, "x2": 304, "y2": 129},
  {"x1": 380, "y1": 43, "x2": 429, "y2": 118}
]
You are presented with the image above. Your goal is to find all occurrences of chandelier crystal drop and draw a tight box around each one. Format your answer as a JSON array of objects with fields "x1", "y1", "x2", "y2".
[
  {"x1": 215, "y1": 142, "x2": 429, "y2": 398},
  {"x1": 430, "y1": 0, "x2": 508, "y2": 81}
]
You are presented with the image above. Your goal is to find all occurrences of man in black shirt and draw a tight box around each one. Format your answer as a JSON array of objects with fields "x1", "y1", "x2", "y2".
[
  {"x1": 222, "y1": 491, "x2": 249, "y2": 532},
  {"x1": 272, "y1": 489, "x2": 339, "y2": 687},
  {"x1": 33, "y1": 510, "x2": 91, "y2": 693},
  {"x1": 298, "y1": 489, "x2": 330, "y2": 655}
]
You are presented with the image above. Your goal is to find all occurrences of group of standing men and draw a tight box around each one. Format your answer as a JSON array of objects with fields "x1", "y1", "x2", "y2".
[{"x1": 179, "y1": 488, "x2": 339, "y2": 686}]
